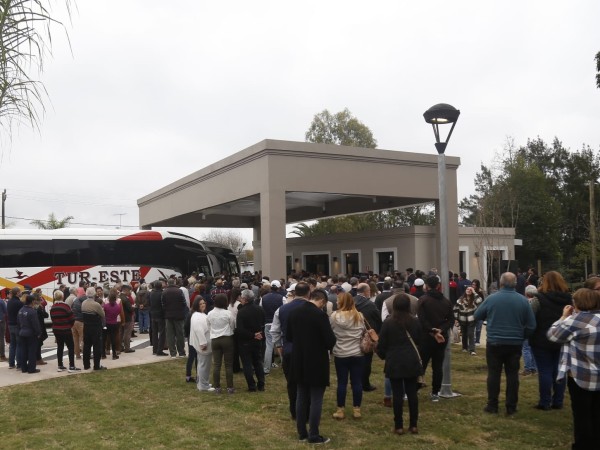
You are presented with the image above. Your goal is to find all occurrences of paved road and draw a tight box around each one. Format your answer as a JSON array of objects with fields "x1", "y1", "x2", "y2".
[{"x1": 0, "y1": 329, "x2": 164, "y2": 388}]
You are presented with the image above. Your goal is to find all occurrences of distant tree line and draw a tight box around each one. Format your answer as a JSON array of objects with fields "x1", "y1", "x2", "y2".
[{"x1": 460, "y1": 137, "x2": 600, "y2": 280}]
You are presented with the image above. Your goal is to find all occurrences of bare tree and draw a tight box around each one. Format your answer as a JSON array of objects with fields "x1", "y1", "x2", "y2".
[{"x1": 202, "y1": 229, "x2": 247, "y2": 253}]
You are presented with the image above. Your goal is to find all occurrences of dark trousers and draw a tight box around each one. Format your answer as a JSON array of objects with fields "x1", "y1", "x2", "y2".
[
  {"x1": 296, "y1": 384, "x2": 326, "y2": 441},
  {"x1": 486, "y1": 344, "x2": 522, "y2": 411},
  {"x1": 390, "y1": 377, "x2": 419, "y2": 429},
  {"x1": 83, "y1": 323, "x2": 102, "y2": 370},
  {"x1": 55, "y1": 332, "x2": 75, "y2": 368},
  {"x1": 186, "y1": 343, "x2": 197, "y2": 377},
  {"x1": 362, "y1": 351, "x2": 374, "y2": 389},
  {"x1": 419, "y1": 334, "x2": 448, "y2": 394},
  {"x1": 19, "y1": 335, "x2": 38, "y2": 373},
  {"x1": 460, "y1": 322, "x2": 476, "y2": 352},
  {"x1": 151, "y1": 318, "x2": 166, "y2": 354},
  {"x1": 568, "y1": 377, "x2": 600, "y2": 450},
  {"x1": 104, "y1": 324, "x2": 119, "y2": 356},
  {"x1": 239, "y1": 340, "x2": 265, "y2": 390},
  {"x1": 531, "y1": 345, "x2": 566, "y2": 408},
  {"x1": 211, "y1": 335, "x2": 234, "y2": 389},
  {"x1": 334, "y1": 356, "x2": 364, "y2": 407},
  {"x1": 283, "y1": 352, "x2": 298, "y2": 418},
  {"x1": 8, "y1": 325, "x2": 21, "y2": 367}
]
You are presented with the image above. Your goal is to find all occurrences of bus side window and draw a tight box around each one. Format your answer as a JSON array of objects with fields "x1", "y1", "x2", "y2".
[{"x1": 0, "y1": 240, "x2": 53, "y2": 267}]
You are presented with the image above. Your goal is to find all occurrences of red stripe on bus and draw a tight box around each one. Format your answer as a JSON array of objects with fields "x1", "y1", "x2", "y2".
[
  {"x1": 140, "y1": 267, "x2": 152, "y2": 280},
  {"x1": 21, "y1": 266, "x2": 95, "y2": 288},
  {"x1": 118, "y1": 231, "x2": 163, "y2": 241}
]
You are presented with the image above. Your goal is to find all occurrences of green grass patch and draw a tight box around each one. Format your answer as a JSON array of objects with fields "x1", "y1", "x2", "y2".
[{"x1": 0, "y1": 347, "x2": 573, "y2": 449}]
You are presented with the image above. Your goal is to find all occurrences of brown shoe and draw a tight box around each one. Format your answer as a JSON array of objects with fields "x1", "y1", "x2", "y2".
[
  {"x1": 37, "y1": 360, "x2": 47, "y2": 365},
  {"x1": 409, "y1": 427, "x2": 419, "y2": 434},
  {"x1": 383, "y1": 397, "x2": 392, "y2": 408},
  {"x1": 393, "y1": 428, "x2": 404, "y2": 436}
]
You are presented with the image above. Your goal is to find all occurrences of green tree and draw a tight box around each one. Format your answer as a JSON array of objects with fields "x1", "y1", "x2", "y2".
[
  {"x1": 460, "y1": 137, "x2": 600, "y2": 278},
  {"x1": 0, "y1": 0, "x2": 72, "y2": 138},
  {"x1": 305, "y1": 108, "x2": 377, "y2": 148},
  {"x1": 297, "y1": 108, "x2": 433, "y2": 235},
  {"x1": 30, "y1": 212, "x2": 73, "y2": 229}
]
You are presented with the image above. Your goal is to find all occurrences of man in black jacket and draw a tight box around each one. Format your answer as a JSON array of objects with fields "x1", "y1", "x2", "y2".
[
  {"x1": 7, "y1": 287, "x2": 24, "y2": 369},
  {"x1": 161, "y1": 278, "x2": 187, "y2": 358},
  {"x1": 287, "y1": 288, "x2": 336, "y2": 445},
  {"x1": 417, "y1": 276, "x2": 454, "y2": 402},
  {"x1": 354, "y1": 283, "x2": 382, "y2": 391},
  {"x1": 236, "y1": 289, "x2": 266, "y2": 392},
  {"x1": 149, "y1": 280, "x2": 167, "y2": 356}
]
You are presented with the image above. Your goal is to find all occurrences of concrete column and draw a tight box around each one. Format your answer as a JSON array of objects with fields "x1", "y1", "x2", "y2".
[{"x1": 259, "y1": 190, "x2": 286, "y2": 280}]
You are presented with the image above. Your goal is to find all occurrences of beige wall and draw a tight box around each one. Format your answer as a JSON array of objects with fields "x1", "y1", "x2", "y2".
[{"x1": 253, "y1": 226, "x2": 515, "y2": 288}]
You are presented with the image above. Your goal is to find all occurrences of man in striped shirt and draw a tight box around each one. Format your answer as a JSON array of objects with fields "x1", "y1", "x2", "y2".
[{"x1": 50, "y1": 290, "x2": 81, "y2": 373}]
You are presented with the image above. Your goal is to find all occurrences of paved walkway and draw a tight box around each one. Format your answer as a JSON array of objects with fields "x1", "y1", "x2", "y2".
[{"x1": 0, "y1": 334, "x2": 165, "y2": 388}]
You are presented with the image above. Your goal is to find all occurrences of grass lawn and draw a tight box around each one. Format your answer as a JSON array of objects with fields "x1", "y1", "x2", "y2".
[{"x1": 0, "y1": 346, "x2": 572, "y2": 449}]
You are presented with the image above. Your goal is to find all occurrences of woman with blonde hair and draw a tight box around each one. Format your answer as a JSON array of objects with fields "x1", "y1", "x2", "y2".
[
  {"x1": 330, "y1": 292, "x2": 365, "y2": 420},
  {"x1": 529, "y1": 270, "x2": 572, "y2": 410}
]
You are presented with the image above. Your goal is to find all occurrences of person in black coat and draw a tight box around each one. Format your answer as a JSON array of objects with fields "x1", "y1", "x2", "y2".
[
  {"x1": 235, "y1": 289, "x2": 266, "y2": 391},
  {"x1": 354, "y1": 283, "x2": 382, "y2": 391},
  {"x1": 287, "y1": 288, "x2": 336, "y2": 445},
  {"x1": 17, "y1": 295, "x2": 42, "y2": 374},
  {"x1": 377, "y1": 294, "x2": 423, "y2": 435},
  {"x1": 149, "y1": 280, "x2": 167, "y2": 356}
]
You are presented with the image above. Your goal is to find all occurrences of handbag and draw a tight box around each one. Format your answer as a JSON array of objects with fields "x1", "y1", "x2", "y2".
[
  {"x1": 359, "y1": 318, "x2": 379, "y2": 354},
  {"x1": 406, "y1": 329, "x2": 426, "y2": 390}
]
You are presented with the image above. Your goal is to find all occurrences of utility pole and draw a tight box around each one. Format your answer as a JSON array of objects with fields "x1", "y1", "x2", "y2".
[
  {"x1": 113, "y1": 213, "x2": 126, "y2": 229},
  {"x1": 2, "y1": 189, "x2": 6, "y2": 229},
  {"x1": 591, "y1": 180, "x2": 597, "y2": 275}
]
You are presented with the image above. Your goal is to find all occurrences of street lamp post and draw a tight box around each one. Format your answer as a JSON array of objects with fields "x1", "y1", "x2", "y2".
[{"x1": 423, "y1": 103, "x2": 460, "y2": 399}]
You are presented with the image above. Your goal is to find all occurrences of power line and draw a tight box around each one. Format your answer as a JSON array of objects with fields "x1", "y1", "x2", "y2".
[{"x1": 5, "y1": 216, "x2": 139, "y2": 228}]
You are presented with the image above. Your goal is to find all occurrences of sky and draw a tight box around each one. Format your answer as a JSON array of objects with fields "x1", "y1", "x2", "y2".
[{"x1": 1, "y1": 0, "x2": 599, "y2": 245}]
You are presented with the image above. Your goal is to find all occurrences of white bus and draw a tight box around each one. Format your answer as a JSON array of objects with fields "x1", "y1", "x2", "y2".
[{"x1": 0, "y1": 229, "x2": 239, "y2": 302}]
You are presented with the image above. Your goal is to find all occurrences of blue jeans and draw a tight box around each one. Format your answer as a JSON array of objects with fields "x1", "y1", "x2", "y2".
[
  {"x1": 8, "y1": 325, "x2": 21, "y2": 367},
  {"x1": 384, "y1": 377, "x2": 392, "y2": 398},
  {"x1": 334, "y1": 356, "x2": 364, "y2": 407},
  {"x1": 138, "y1": 310, "x2": 150, "y2": 332},
  {"x1": 296, "y1": 384, "x2": 325, "y2": 441},
  {"x1": 522, "y1": 339, "x2": 537, "y2": 372},
  {"x1": 531, "y1": 346, "x2": 565, "y2": 408}
]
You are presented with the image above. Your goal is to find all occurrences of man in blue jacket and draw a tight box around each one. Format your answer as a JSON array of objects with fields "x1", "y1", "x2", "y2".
[
  {"x1": 474, "y1": 272, "x2": 536, "y2": 416},
  {"x1": 7, "y1": 287, "x2": 24, "y2": 369}
]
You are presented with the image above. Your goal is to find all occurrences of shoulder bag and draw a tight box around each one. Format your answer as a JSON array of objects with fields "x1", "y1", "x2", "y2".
[
  {"x1": 406, "y1": 329, "x2": 426, "y2": 390},
  {"x1": 360, "y1": 317, "x2": 379, "y2": 354}
]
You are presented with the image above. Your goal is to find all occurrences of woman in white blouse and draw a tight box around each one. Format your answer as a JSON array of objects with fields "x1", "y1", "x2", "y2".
[{"x1": 206, "y1": 293, "x2": 236, "y2": 394}]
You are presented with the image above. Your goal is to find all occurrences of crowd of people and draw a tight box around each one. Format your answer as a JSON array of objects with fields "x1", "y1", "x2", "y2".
[{"x1": 1, "y1": 267, "x2": 599, "y2": 448}]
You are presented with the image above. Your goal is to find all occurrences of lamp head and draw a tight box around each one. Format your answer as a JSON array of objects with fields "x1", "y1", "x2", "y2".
[
  {"x1": 423, "y1": 103, "x2": 460, "y2": 124},
  {"x1": 423, "y1": 103, "x2": 460, "y2": 154}
]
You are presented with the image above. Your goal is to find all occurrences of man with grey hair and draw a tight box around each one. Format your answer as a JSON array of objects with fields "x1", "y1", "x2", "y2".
[
  {"x1": 235, "y1": 289, "x2": 266, "y2": 391},
  {"x1": 474, "y1": 272, "x2": 536, "y2": 415},
  {"x1": 82, "y1": 287, "x2": 106, "y2": 371}
]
